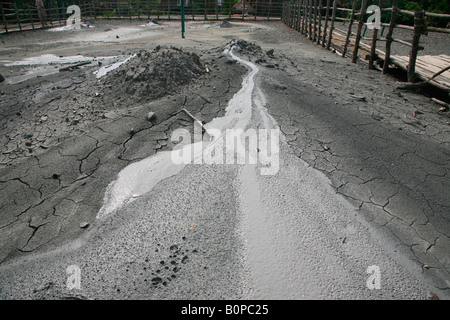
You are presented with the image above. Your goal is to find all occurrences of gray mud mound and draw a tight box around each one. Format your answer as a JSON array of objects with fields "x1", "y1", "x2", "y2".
[
  {"x1": 219, "y1": 20, "x2": 233, "y2": 28},
  {"x1": 231, "y1": 39, "x2": 264, "y2": 60},
  {"x1": 99, "y1": 47, "x2": 205, "y2": 105}
]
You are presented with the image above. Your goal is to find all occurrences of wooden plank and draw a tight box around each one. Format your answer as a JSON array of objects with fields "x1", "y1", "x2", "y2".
[
  {"x1": 438, "y1": 55, "x2": 450, "y2": 64},
  {"x1": 417, "y1": 57, "x2": 450, "y2": 72},
  {"x1": 393, "y1": 55, "x2": 450, "y2": 80},
  {"x1": 421, "y1": 55, "x2": 450, "y2": 69}
]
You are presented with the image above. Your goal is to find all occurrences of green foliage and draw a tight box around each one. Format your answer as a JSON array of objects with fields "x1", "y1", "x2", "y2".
[{"x1": 396, "y1": 0, "x2": 450, "y2": 27}]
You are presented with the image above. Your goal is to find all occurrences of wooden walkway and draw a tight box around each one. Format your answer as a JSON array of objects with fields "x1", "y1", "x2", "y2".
[
  {"x1": 390, "y1": 54, "x2": 450, "y2": 90},
  {"x1": 282, "y1": 1, "x2": 450, "y2": 93},
  {"x1": 329, "y1": 28, "x2": 450, "y2": 91}
]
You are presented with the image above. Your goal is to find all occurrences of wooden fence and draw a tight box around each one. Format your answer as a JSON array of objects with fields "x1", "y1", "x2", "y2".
[
  {"x1": 0, "y1": 0, "x2": 283, "y2": 34},
  {"x1": 282, "y1": 0, "x2": 450, "y2": 89}
]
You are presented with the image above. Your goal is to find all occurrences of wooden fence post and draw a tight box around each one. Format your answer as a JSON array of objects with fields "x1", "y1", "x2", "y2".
[
  {"x1": 382, "y1": 0, "x2": 398, "y2": 74},
  {"x1": 408, "y1": 10, "x2": 426, "y2": 83},
  {"x1": 14, "y1": 1, "x2": 22, "y2": 31},
  {"x1": 168, "y1": 0, "x2": 171, "y2": 20},
  {"x1": 327, "y1": 0, "x2": 338, "y2": 50},
  {"x1": 368, "y1": 0, "x2": 382, "y2": 69},
  {"x1": 343, "y1": 0, "x2": 357, "y2": 58},
  {"x1": 308, "y1": 0, "x2": 313, "y2": 40},
  {"x1": 1, "y1": 3, "x2": 7, "y2": 33},
  {"x1": 352, "y1": 0, "x2": 368, "y2": 63},
  {"x1": 293, "y1": 1, "x2": 297, "y2": 29},
  {"x1": 317, "y1": 0, "x2": 322, "y2": 44},
  {"x1": 301, "y1": 0, "x2": 305, "y2": 35},
  {"x1": 28, "y1": 4, "x2": 35, "y2": 30},
  {"x1": 286, "y1": 2, "x2": 290, "y2": 25},
  {"x1": 313, "y1": 0, "x2": 317, "y2": 41},
  {"x1": 293, "y1": 1, "x2": 297, "y2": 28},
  {"x1": 322, "y1": 0, "x2": 330, "y2": 46}
]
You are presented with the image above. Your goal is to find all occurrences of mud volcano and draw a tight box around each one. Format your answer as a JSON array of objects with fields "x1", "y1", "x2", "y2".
[{"x1": 99, "y1": 47, "x2": 205, "y2": 105}]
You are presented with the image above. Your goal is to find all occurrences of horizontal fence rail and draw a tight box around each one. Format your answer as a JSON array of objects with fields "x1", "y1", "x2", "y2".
[
  {"x1": 282, "y1": 0, "x2": 450, "y2": 90},
  {"x1": 0, "y1": 0, "x2": 283, "y2": 33}
]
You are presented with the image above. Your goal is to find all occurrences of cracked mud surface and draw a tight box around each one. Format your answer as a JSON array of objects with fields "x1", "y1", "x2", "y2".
[
  {"x1": 0, "y1": 22, "x2": 248, "y2": 264},
  {"x1": 256, "y1": 24, "x2": 449, "y2": 291},
  {"x1": 0, "y1": 20, "x2": 449, "y2": 298}
]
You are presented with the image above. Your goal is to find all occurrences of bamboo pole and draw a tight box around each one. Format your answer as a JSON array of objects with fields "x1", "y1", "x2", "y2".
[
  {"x1": 352, "y1": 0, "x2": 368, "y2": 63},
  {"x1": 408, "y1": 10, "x2": 426, "y2": 83},
  {"x1": 382, "y1": 0, "x2": 398, "y2": 74},
  {"x1": 327, "y1": 0, "x2": 338, "y2": 50}
]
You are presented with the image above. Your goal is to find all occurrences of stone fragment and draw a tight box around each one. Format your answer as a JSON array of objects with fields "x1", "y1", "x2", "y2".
[
  {"x1": 80, "y1": 221, "x2": 89, "y2": 229},
  {"x1": 146, "y1": 111, "x2": 156, "y2": 121}
]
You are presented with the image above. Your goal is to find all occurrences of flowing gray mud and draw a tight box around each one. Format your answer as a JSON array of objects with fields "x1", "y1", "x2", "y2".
[{"x1": 0, "y1": 40, "x2": 438, "y2": 300}]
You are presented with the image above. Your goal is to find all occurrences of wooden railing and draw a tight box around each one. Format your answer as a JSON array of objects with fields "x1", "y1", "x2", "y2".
[
  {"x1": 282, "y1": 0, "x2": 450, "y2": 84},
  {"x1": 0, "y1": 0, "x2": 283, "y2": 34}
]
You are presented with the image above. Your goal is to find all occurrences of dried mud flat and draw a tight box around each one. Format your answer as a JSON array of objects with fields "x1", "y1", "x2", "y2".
[{"x1": 0, "y1": 20, "x2": 449, "y2": 299}]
